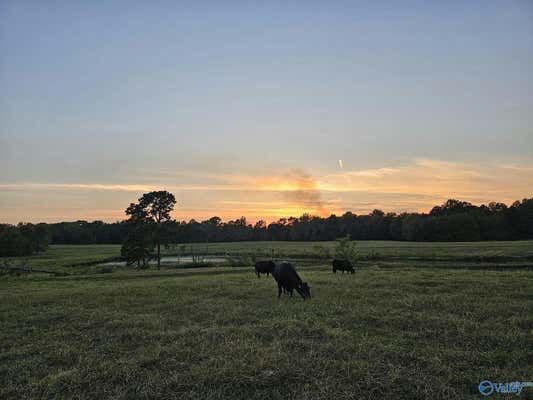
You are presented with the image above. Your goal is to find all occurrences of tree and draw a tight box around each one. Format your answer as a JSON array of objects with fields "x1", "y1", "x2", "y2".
[
  {"x1": 334, "y1": 235, "x2": 359, "y2": 266},
  {"x1": 0, "y1": 223, "x2": 50, "y2": 257},
  {"x1": 125, "y1": 191, "x2": 176, "y2": 269},
  {"x1": 121, "y1": 228, "x2": 151, "y2": 268},
  {"x1": 7, "y1": 196, "x2": 533, "y2": 246}
]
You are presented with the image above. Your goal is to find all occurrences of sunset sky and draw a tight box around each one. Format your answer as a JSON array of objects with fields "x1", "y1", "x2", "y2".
[{"x1": 1, "y1": 1, "x2": 532, "y2": 224}]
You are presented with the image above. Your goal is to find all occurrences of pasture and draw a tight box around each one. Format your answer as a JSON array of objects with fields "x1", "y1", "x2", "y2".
[
  {"x1": 3, "y1": 240, "x2": 533, "y2": 275},
  {"x1": 1, "y1": 241, "x2": 533, "y2": 399}
]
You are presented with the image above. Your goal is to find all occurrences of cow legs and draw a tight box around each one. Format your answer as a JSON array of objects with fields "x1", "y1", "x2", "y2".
[{"x1": 277, "y1": 282, "x2": 283, "y2": 298}]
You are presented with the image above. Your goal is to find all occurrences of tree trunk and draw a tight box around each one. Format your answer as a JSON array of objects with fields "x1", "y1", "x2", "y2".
[{"x1": 157, "y1": 241, "x2": 161, "y2": 269}]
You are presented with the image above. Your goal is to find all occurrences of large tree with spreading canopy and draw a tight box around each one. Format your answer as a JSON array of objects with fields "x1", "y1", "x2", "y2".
[{"x1": 125, "y1": 190, "x2": 176, "y2": 269}]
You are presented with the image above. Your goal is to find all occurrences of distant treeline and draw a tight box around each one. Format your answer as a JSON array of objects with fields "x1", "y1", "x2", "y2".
[
  {"x1": 1, "y1": 198, "x2": 532, "y2": 257},
  {"x1": 0, "y1": 223, "x2": 50, "y2": 257}
]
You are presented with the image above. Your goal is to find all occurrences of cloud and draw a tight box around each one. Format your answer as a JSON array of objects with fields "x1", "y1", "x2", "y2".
[
  {"x1": 1, "y1": 158, "x2": 532, "y2": 223},
  {"x1": 318, "y1": 158, "x2": 533, "y2": 202},
  {"x1": 279, "y1": 169, "x2": 326, "y2": 214},
  {"x1": 0, "y1": 183, "x2": 155, "y2": 192}
]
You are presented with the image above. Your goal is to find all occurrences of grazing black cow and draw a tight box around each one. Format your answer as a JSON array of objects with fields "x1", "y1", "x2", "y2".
[
  {"x1": 272, "y1": 261, "x2": 311, "y2": 300},
  {"x1": 332, "y1": 259, "x2": 355, "y2": 274},
  {"x1": 254, "y1": 260, "x2": 275, "y2": 277}
]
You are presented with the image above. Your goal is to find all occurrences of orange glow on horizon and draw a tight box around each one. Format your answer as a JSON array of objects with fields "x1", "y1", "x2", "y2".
[{"x1": 1, "y1": 158, "x2": 532, "y2": 224}]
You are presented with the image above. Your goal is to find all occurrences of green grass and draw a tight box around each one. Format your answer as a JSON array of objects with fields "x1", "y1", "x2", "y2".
[
  {"x1": 5, "y1": 240, "x2": 533, "y2": 275},
  {"x1": 179, "y1": 239, "x2": 533, "y2": 258},
  {"x1": 1, "y1": 241, "x2": 533, "y2": 398},
  {"x1": 2, "y1": 244, "x2": 121, "y2": 273},
  {"x1": 1, "y1": 266, "x2": 532, "y2": 399}
]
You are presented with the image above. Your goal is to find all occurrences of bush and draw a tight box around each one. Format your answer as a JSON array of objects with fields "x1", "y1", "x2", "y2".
[
  {"x1": 121, "y1": 229, "x2": 152, "y2": 267},
  {"x1": 334, "y1": 235, "x2": 359, "y2": 265}
]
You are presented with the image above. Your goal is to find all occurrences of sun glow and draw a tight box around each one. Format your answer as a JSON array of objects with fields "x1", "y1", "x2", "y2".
[{"x1": 1, "y1": 158, "x2": 532, "y2": 224}]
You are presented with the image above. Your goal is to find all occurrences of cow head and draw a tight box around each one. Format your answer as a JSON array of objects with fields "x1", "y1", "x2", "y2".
[{"x1": 297, "y1": 282, "x2": 311, "y2": 299}]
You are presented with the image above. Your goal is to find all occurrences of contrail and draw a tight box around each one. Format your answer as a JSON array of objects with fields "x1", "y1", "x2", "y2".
[{"x1": 338, "y1": 159, "x2": 343, "y2": 169}]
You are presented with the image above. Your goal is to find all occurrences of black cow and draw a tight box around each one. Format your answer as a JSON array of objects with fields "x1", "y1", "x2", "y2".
[
  {"x1": 332, "y1": 259, "x2": 355, "y2": 274},
  {"x1": 272, "y1": 262, "x2": 311, "y2": 300},
  {"x1": 254, "y1": 260, "x2": 275, "y2": 277}
]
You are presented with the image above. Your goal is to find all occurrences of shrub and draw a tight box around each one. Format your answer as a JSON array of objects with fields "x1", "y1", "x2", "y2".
[{"x1": 334, "y1": 235, "x2": 359, "y2": 265}]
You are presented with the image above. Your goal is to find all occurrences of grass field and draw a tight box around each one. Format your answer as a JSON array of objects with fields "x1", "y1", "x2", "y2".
[
  {"x1": 3, "y1": 240, "x2": 533, "y2": 275},
  {"x1": 173, "y1": 240, "x2": 533, "y2": 259},
  {"x1": 1, "y1": 241, "x2": 533, "y2": 399},
  {"x1": 1, "y1": 244, "x2": 121, "y2": 274}
]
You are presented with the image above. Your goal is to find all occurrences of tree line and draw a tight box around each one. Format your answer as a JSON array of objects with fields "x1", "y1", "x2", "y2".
[
  {"x1": 0, "y1": 223, "x2": 50, "y2": 257},
  {"x1": 1, "y1": 197, "x2": 532, "y2": 257}
]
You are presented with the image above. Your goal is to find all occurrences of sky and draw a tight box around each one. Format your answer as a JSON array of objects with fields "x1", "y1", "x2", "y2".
[{"x1": 1, "y1": 1, "x2": 532, "y2": 224}]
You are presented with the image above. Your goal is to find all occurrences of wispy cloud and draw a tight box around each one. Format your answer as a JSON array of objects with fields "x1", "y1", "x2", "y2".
[
  {"x1": 317, "y1": 158, "x2": 532, "y2": 201},
  {"x1": 1, "y1": 158, "x2": 532, "y2": 223},
  {"x1": 0, "y1": 183, "x2": 155, "y2": 192}
]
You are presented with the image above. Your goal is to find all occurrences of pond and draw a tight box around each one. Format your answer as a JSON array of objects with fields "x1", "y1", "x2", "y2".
[{"x1": 98, "y1": 255, "x2": 228, "y2": 267}]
